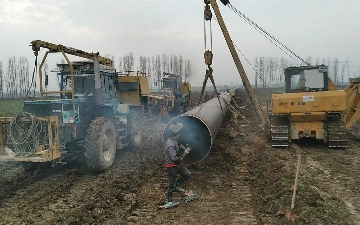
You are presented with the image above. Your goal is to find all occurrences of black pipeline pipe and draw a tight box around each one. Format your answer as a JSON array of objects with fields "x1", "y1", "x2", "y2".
[{"x1": 163, "y1": 91, "x2": 232, "y2": 164}]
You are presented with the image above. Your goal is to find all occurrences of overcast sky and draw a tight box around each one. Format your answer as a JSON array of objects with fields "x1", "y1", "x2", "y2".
[{"x1": 1, "y1": 0, "x2": 359, "y2": 89}]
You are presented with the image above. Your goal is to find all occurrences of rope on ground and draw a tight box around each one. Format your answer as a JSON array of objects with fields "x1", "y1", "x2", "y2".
[{"x1": 223, "y1": 97, "x2": 249, "y2": 123}]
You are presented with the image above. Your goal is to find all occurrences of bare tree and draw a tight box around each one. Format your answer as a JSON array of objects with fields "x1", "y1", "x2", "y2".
[
  {"x1": 146, "y1": 57, "x2": 151, "y2": 81},
  {"x1": 306, "y1": 56, "x2": 313, "y2": 65},
  {"x1": 179, "y1": 55, "x2": 184, "y2": 79},
  {"x1": 151, "y1": 56, "x2": 156, "y2": 87},
  {"x1": 279, "y1": 57, "x2": 289, "y2": 85},
  {"x1": 156, "y1": 55, "x2": 162, "y2": 88},
  {"x1": 0, "y1": 61, "x2": 3, "y2": 98},
  {"x1": 184, "y1": 60, "x2": 192, "y2": 82},
  {"x1": 105, "y1": 54, "x2": 115, "y2": 68},
  {"x1": 7, "y1": 56, "x2": 17, "y2": 98},
  {"x1": 162, "y1": 54, "x2": 168, "y2": 73},
  {"x1": 268, "y1": 57, "x2": 275, "y2": 84},
  {"x1": 18, "y1": 57, "x2": 30, "y2": 97},
  {"x1": 275, "y1": 57, "x2": 280, "y2": 84},
  {"x1": 254, "y1": 57, "x2": 259, "y2": 88},
  {"x1": 173, "y1": 55, "x2": 178, "y2": 75},
  {"x1": 118, "y1": 57, "x2": 123, "y2": 72},
  {"x1": 321, "y1": 57, "x2": 326, "y2": 65},
  {"x1": 139, "y1": 55, "x2": 147, "y2": 73},
  {"x1": 123, "y1": 52, "x2": 134, "y2": 72},
  {"x1": 259, "y1": 57, "x2": 265, "y2": 88},
  {"x1": 340, "y1": 62, "x2": 346, "y2": 86},
  {"x1": 169, "y1": 55, "x2": 174, "y2": 73},
  {"x1": 327, "y1": 57, "x2": 332, "y2": 81},
  {"x1": 332, "y1": 58, "x2": 339, "y2": 85}
]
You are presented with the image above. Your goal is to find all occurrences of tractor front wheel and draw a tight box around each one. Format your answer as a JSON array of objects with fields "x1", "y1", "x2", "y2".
[
  {"x1": 85, "y1": 117, "x2": 116, "y2": 172},
  {"x1": 127, "y1": 111, "x2": 143, "y2": 148}
]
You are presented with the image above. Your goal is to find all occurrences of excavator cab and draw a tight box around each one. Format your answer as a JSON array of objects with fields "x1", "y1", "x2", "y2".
[{"x1": 284, "y1": 65, "x2": 329, "y2": 93}]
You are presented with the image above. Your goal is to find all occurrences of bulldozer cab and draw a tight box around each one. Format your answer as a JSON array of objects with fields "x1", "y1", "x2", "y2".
[
  {"x1": 162, "y1": 76, "x2": 180, "y2": 94},
  {"x1": 116, "y1": 71, "x2": 150, "y2": 106},
  {"x1": 284, "y1": 65, "x2": 328, "y2": 93}
]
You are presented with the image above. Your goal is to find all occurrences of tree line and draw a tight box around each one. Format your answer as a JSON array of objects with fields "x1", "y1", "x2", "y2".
[
  {"x1": 254, "y1": 56, "x2": 357, "y2": 88},
  {"x1": 115, "y1": 53, "x2": 192, "y2": 88},
  {"x1": 0, "y1": 53, "x2": 192, "y2": 98}
]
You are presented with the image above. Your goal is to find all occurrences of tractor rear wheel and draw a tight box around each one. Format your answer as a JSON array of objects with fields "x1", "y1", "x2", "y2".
[
  {"x1": 127, "y1": 111, "x2": 143, "y2": 148},
  {"x1": 85, "y1": 117, "x2": 116, "y2": 172}
]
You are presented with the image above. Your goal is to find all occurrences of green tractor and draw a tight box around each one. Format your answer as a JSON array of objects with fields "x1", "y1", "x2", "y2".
[{"x1": 0, "y1": 40, "x2": 143, "y2": 172}]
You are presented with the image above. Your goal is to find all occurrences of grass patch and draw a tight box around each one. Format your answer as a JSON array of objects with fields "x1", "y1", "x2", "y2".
[{"x1": 0, "y1": 99, "x2": 25, "y2": 116}]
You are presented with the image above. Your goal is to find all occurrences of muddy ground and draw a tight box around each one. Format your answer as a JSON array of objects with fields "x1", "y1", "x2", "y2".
[{"x1": 0, "y1": 88, "x2": 359, "y2": 225}]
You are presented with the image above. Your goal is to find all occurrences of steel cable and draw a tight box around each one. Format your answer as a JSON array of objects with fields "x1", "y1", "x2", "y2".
[
  {"x1": 227, "y1": 3, "x2": 310, "y2": 66},
  {"x1": 9, "y1": 112, "x2": 42, "y2": 157}
]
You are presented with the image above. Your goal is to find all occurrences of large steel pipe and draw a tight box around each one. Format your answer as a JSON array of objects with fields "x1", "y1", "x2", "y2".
[{"x1": 163, "y1": 91, "x2": 232, "y2": 164}]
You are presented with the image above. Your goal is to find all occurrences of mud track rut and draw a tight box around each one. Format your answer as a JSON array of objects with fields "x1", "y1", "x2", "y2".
[{"x1": 299, "y1": 141, "x2": 360, "y2": 224}]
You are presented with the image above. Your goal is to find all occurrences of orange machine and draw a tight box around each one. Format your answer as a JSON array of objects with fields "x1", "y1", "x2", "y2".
[{"x1": 269, "y1": 65, "x2": 360, "y2": 148}]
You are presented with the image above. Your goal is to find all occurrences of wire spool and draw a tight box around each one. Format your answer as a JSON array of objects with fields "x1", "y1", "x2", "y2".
[{"x1": 9, "y1": 112, "x2": 42, "y2": 157}]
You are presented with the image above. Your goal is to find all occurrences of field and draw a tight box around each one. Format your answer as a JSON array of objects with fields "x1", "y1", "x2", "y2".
[
  {"x1": 0, "y1": 99, "x2": 24, "y2": 116},
  {"x1": 0, "y1": 89, "x2": 359, "y2": 224}
]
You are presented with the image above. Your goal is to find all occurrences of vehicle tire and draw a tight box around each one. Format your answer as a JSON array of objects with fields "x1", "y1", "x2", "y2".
[
  {"x1": 127, "y1": 111, "x2": 143, "y2": 148},
  {"x1": 85, "y1": 117, "x2": 116, "y2": 172}
]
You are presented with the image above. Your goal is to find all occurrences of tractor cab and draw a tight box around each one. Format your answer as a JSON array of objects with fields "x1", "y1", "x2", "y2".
[
  {"x1": 55, "y1": 61, "x2": 117, "y2": 101},
  {"x1": 284, "y1": 65, "x2": 328, "y2": 93}
]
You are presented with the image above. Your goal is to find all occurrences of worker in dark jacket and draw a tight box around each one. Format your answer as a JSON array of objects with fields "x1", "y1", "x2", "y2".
[
  {"x1": 204, "y1": 92, "x2": 210, "y2": 102},
  {"x1": 159, "y1": 122, "x2": 191, "y2": 209}
]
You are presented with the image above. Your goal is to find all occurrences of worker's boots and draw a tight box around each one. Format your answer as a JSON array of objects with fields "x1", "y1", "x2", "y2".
[{"x1": 159, "y1": 201, "x2": 180, "y2": 209}]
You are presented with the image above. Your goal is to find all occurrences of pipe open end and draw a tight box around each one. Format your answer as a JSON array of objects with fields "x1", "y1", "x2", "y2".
[{"x1": 163, "y1": 115, "x2": 212, "y2": 164}]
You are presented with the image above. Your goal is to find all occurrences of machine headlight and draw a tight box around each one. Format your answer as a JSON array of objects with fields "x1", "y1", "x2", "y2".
[{"x1": 68, "y1": 117, "x2": 75, "y2": 123}]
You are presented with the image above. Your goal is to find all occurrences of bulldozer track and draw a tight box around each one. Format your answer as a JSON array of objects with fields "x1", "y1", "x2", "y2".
[
  {"x1": 269, "y1": 115, "x2": 290, "y2": 147},
  {"x1": 326, "y1": 115, "x2": 348, "y2": 148}
]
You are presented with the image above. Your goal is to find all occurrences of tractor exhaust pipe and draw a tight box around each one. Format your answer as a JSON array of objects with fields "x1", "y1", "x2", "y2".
[{"x1": 163, "y1": 91, "x2": 232, "y2": 164}]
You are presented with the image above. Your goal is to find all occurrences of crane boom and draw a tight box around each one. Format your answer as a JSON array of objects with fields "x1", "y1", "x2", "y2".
[
  {"x1": 207, "y1": 0, "x2": 267, "y2": 125},
  {"x1": 31, "y1": 40, "x2": 112, "y2": 67}
]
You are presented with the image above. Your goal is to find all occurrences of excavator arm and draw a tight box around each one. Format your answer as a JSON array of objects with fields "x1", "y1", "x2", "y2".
[
  {"x1": 31, "y1": 40, "x2": 112, "y2": 66},
  {"x1": 206, "y1": 0, "x2": 267, "y2": 125}
]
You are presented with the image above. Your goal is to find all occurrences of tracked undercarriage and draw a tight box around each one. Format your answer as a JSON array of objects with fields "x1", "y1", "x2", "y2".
[
  {"x1": 269, "y1": 114, "x2": 348, "y2": 148},
  {"x1": 326, "y1": 115, "x2": 348, "y2": 148},
  {"x1": 269, "y1": 115, "x2": 290, "y2": 147}
]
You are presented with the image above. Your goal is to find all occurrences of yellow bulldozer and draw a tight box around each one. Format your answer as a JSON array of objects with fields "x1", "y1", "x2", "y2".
[
  {"x1": 202, "y1": 0, "x2": 360, "y2": 148},
  {"x1": 269, "y1": 65, "x2": 360, "y2": 148},
  {"x1": 158, "y1": 72, "x2": 191, "y2": 115}
]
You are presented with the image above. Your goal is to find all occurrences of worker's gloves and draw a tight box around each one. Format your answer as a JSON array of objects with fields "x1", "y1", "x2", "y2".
[
  {"x1": 181, "y1": 147, "x2": 191, "y2": 158},
  {"x1": 179, "y1": 145, "x2": 191, "y2": 159}
]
